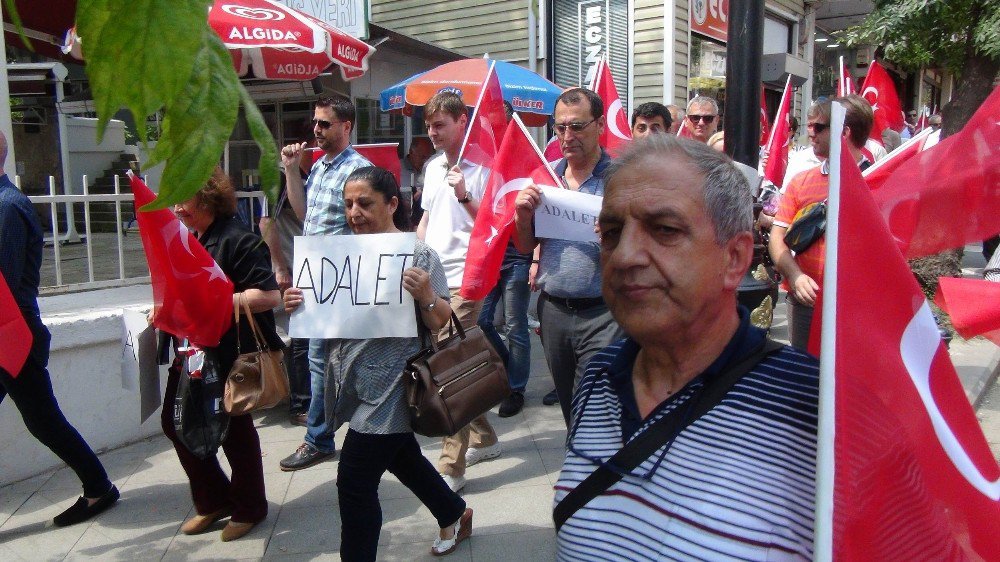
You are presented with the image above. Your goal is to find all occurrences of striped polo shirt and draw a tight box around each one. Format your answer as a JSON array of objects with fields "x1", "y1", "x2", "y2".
[{"x1": 554, "y1": 312, "x2": 819, "y2": 561}]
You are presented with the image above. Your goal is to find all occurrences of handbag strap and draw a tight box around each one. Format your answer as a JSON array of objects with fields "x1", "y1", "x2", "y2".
[
  {"x1": 413, "y1": 302, "x2": 463, "y2": 351},
  {"x1": 233, "y1": 294, "x2": 267, "y2": 355},
  {"x1": 553, "y1": 338, "x2": 784, "y2": 532}
]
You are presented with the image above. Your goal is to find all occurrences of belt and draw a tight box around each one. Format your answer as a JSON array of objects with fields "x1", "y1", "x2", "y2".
[{"x1": 542, "y1": 292, "x2": 605, "y2": 311}]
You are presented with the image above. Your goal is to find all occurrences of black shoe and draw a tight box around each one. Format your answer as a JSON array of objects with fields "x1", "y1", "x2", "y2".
[
  {"x1": 53, "y1": 485, "x2": 120, "y2": 527},
  {"x1": 280, "y1": 443, "x2": 334, "y2": 472},
  {"x1": 498, "y1": 392, "x2": 525, "y2": 418},
  {"x1": 542, "y1": 389, "x2": 559, "y2": 406}
]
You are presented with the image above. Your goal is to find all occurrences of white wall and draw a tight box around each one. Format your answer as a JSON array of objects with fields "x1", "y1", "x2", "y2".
[
  {"x1": 66, "y1": 117, "x2": 126, "y2": 193},
  {"x1": 0, "y1": 285, "x2": 164, "y2": 486}
]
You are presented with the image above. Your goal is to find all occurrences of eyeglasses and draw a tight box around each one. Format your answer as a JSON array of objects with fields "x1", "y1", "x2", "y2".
[
  {"x1": 807, "y1": 122, "x2": 829, "y2": 133},
  {"x1": 687, "y1": 114, "x2": 716, "y2": 124},
  {"x1": 554, "y1": 119, "x2": 596, "y2": 135},
  {"x1": 312, "y1": 118, "x2": 342, "y2": 129}
]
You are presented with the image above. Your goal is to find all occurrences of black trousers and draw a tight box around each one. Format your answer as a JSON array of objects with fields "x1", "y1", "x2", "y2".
[
  {"x1": 287, "y1": 337, "x2": 311, "y2": 414},
  {"x1": 337, "y1": 428, "x2": 466, "y2": 562},
  {"x1": 0, "y1": 325, "x2": 111, "y2": 498}
]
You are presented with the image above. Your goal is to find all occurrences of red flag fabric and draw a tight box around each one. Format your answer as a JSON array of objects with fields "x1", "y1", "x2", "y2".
[
  {"x1": 543, "y1": 135, "x2": 562, "y2": 162},
  {"x1": 130, "y1": 173, "x2": 234, "y2": 348},
  {"x1": 872, "y1": 84, "x2": 1000, "y2": 259},
  {"x1": 0, "y1": 272, "x2": 31, "y2": 377},
  {"x1": 822, "y1": 133, "x2": 1000, "y2": 560},
  {"x1": 759, "y1": 84, "x2": 770, "y2": 147},
  {"x1": 762, "y1": 75, "x2": 793, "y2": 187},
  {"x1": 837, "y1": 56, "x2": 854, "y2": 97},
  {"x1": 460, "y1": 117, "x2": 559, "y2": 300},
  {"x1": 862, "y1": 127, "x2": 933, "y2": 191},
  {"x1": 589, "y1": 56, "x2": 631, "y2": 155},
  {"x1": 353, "y1": 143, "x2": 401, "y2": 186},
  {"x1": 459, "y1": 61, "x2": 508, "y2": 168},
  {"x1": 936, "y1": 277, "x2": 1000, "y2": 346},
  {"x1": 860, "y1": 61, "x2": 905, "y2": 137},
  {"x1": 677, "y1": 118, "x2": 694, "y2": 139}
]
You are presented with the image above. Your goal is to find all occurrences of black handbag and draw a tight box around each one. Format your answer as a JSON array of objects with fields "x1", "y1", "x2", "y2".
[
  {"x1": 783, "y1": 199, "x2": 827, "y2": 253},
  {"x1": 173, "y1": 348, "x2": 230, "y2": 460},
  {"x1": 404, "y1": 311, "x2": 510, "y2": 437}
]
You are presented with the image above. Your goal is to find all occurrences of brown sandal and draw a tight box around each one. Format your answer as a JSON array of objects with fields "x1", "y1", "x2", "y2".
[{"x1": 431, "y1": 508, "x2": 473, "y2": 556}]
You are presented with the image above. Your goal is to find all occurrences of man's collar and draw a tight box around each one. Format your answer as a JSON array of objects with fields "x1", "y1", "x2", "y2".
[
  {"x1": 318, "y1": 145, "x2": 355, "y2": 167},
  {"x1": 554, "y1": 149, "x2": 611, "y2": 179},
  {"x1": 819, "y1": 154, "x2": 871, "y2": 176}
]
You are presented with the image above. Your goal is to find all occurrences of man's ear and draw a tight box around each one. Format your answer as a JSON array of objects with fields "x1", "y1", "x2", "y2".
[{"x1": 723, "y1": 231, "x2": 755, "y2": 292}]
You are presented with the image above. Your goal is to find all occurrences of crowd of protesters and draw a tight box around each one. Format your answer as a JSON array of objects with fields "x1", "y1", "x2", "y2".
[{"x1": 1, "y1": 80, "x2": 957, "y2": 561}]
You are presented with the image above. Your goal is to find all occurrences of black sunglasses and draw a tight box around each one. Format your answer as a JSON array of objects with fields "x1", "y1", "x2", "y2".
[
  {"x1": 312, "y1": 118, "x2": 342, "y2": 129},
  {"x1": 807, "y1": 122, "x2": 829, "y2": 133},
  {"x1": 554, "y1": 119, "x2": 596, "y2": 134},
  {"x1": 687, "y1": 114, "x2": 716, "y2": 124}
]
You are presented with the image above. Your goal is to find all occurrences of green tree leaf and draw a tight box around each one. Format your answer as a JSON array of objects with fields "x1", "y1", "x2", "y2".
[{"x1": 76, "y1": 0, "x2": 210, "y2": 142}]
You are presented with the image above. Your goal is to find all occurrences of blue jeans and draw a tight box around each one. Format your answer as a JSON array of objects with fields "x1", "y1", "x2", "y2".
[
  {"x1": 305, "y1": 338, "x2": 336, "y2": 454},
  {"x1": 477, "y1": 261, "x2": 531, "y2": 393}
]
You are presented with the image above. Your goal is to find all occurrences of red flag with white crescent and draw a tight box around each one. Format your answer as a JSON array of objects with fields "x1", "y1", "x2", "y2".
[
  {"x1": 816, "y1": 115, "x2": 1000, "y2": 559},
  {"x1": 859, "y1": 60, "x2": 905, "y2": 138},
  {"x1": 862, "y1": 127, "x2": 933, "y2": 191},
  {"x1": 759, "y1": 84, "x2": 771, "y2": 147},
  {"x1": 130, "y1": 173, "x2": 234, "y2": 347},
  {"x1": 458, "y1": 61, "x2": 508, "y2": 168},
  {"x1": 589, "y1": 56, "x2": 631, "y2": 155},
  {"x1": 871, "y1": 84, "x2": 1000, "y2": 259},
  {"x1": 460, "y1": 117, "x2": 559, "y2": 300},
  {"x1": 762, "y1": 75, "x2": 793, "y2": 187},
  {"x1": 0, "y1": 271, "x2": 31, "y2": 377}
]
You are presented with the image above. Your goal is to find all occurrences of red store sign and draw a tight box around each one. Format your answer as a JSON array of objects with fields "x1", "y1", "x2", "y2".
[{"x1": 690, "y1": 0, "x2": 729, "y2": 43}]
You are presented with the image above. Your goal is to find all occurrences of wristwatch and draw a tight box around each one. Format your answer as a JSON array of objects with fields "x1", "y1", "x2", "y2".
[
  {"x1": 422, "y1": 300, "x2": 436, "y2": 311},
  {"x1": 456, "y1": 192, "x2": 471, "y2": 204}
]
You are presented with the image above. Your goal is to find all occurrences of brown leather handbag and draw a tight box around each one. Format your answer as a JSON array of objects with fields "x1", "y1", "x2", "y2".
[
  {"x1": 404, "y1": 311, "x2": 509, "y2": 437},
  {"x1": 223, "y1": 295, "x2": 289, "y2": 416}
]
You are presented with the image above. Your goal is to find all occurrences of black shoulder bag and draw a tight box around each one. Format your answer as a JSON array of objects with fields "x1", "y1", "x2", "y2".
[{"x1": 553, "y1": 339, "x2": 784, "y2": 531}]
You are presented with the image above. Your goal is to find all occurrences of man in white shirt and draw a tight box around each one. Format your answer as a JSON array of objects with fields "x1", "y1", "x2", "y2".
[{"x1": 417, "y1": 92, "x2": 501, "y2": 493}]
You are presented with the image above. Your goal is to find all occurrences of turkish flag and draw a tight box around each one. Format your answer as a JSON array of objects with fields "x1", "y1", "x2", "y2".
[
  {"x1": 543, "y1": 135, "x2": 562, "y2": 162},
  {"x1": 130, "y1": 173, "x2": 234, "y2": 348},
  {"x1": 860, "y1": 61, "x2": 905, "y2": 137},
  {"x1": 871, "y1": 84, "x2": 1000, "y2": 259},
  {"x1": 862, "y1": 127, "x2": 933, "y2": 191},
  {"x1": 936, "y1": 277, "x2": 1000, "y2": 346},
  {"x1": 819, "y1": 129, "x2": 1000, "y2": 560},
  {"x1": 589, "y1": 56, "x2": 631, "y2": 155},
  {"x1": 915, "y1": 106, "x2": 929, "y2": 133},
  {"x1": 759, "y1": 84, "x2": 770, "y2": 147},
  {"x1": 0, "y1": 273, "x2": 31, "y2": 377},
  {"x1": 837, "y1": 56, "x2": 854, "y2": 97},
  {"x1": 459, "y1": 61, "x2": 508, "y2": 168},
  {"x1": 677, "y1": 119, "x2": 694, "y2": 139},
  {"x1": 460, "y1": 117, "x2": 559, "y2": 300},
  {"x1": 762, "y1": 75, "x2": 793, "y2": 187},
  {"x1": 354, "y1": 143, "x2": 401, "y2": 186}
]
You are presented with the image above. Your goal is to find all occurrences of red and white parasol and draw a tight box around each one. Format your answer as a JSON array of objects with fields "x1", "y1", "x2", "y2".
[{"x1": 63, "y1": 0, "x2": 374, "y2": 81}]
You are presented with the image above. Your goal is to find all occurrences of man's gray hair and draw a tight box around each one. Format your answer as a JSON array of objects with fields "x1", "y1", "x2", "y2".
[
  {"x1": 604, "y1": 135, "x2": 752, "y2": 244},
  {"x1": 686, "y1": 96, "x2": 719, "y2": 115}
]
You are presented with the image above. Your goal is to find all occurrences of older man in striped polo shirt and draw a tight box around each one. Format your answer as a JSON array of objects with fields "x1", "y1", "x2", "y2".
[{"x1": 554, "y1": 135, "x2": 820, "y2": 560}]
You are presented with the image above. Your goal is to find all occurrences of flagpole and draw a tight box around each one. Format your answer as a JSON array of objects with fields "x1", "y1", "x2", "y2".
[
  {"x1": 511, "y1": 113, "x2": 562, "y2": 188},
  {"x1": 457, "y1": 60, "x2": 497, "y2": 164},
  {"x1": 764, "y1": 75, "x2": 791, "y2": 150},
  {"x1": 814, "y1": 102, "x2": 847, "y2": 562}
]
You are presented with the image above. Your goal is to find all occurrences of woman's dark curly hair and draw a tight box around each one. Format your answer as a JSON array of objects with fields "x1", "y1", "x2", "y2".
[{"x1": 196, "y1": 167, "x2": 238, "y2": 217}]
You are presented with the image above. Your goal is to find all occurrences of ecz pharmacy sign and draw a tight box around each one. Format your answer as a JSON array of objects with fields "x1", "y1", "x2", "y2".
[{"x1": 577, "y1": 0, "x2": 609, "y2": 86}]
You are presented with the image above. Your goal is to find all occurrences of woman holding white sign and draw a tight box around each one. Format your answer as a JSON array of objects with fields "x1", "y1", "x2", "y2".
[{"x1": 283, "y1": 166, "x2": 472, "y2": 559}]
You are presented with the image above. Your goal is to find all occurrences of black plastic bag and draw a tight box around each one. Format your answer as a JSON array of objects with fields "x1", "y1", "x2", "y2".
[{"x1": 173, "y1": 348, "x2": 229, "y2": 460}]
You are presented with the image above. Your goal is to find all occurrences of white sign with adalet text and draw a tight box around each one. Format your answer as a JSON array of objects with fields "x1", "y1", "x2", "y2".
[
  {"x1": 289, "y1": 233, "x2": 419, "y2": 339},
  {"x1": 534, "y1": 187, "x2": 603, "y2": 243}
]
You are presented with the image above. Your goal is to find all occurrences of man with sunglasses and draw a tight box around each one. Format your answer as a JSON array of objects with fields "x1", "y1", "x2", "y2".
[
  {"x1": 514, "y1": 88, "x2": 624, "y2": 428},
  {"x1": 554, "y1": 135, "x2": 818, "y2": 559},
  {"x1": 769, "y1": 96, "x2": 873, "y2": 350},
  {"x1": 683, "y1": 96, "x2": 720, "y2": 143},
  {"x1": 278, "y1": 95, "x2": 371, "y2": 471}
]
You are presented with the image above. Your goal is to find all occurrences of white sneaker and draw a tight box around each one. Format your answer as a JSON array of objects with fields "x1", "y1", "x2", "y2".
[
  {"x1": 442, "y1": 474, "x2": 466, "y2": 493},
  {"x1": 465, "y1": 443, "x2": 502, "y2": 467}
]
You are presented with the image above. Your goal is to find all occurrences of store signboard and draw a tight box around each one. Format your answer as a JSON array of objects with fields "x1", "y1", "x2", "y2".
[
  {"x1": 278, "y1": 0, "x2": 369, "y2": 39},
  {"x1": 690, "y1": 0, "x2": 729, "y2": 43},
  {"x1": 553, "y1": 0, "x2": 628, "y2": 102}
]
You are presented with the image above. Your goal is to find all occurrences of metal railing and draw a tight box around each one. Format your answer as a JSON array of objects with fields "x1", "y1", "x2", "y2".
[{"x1": 19, "y1": 174, "x2": 265, "y2": 294}]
